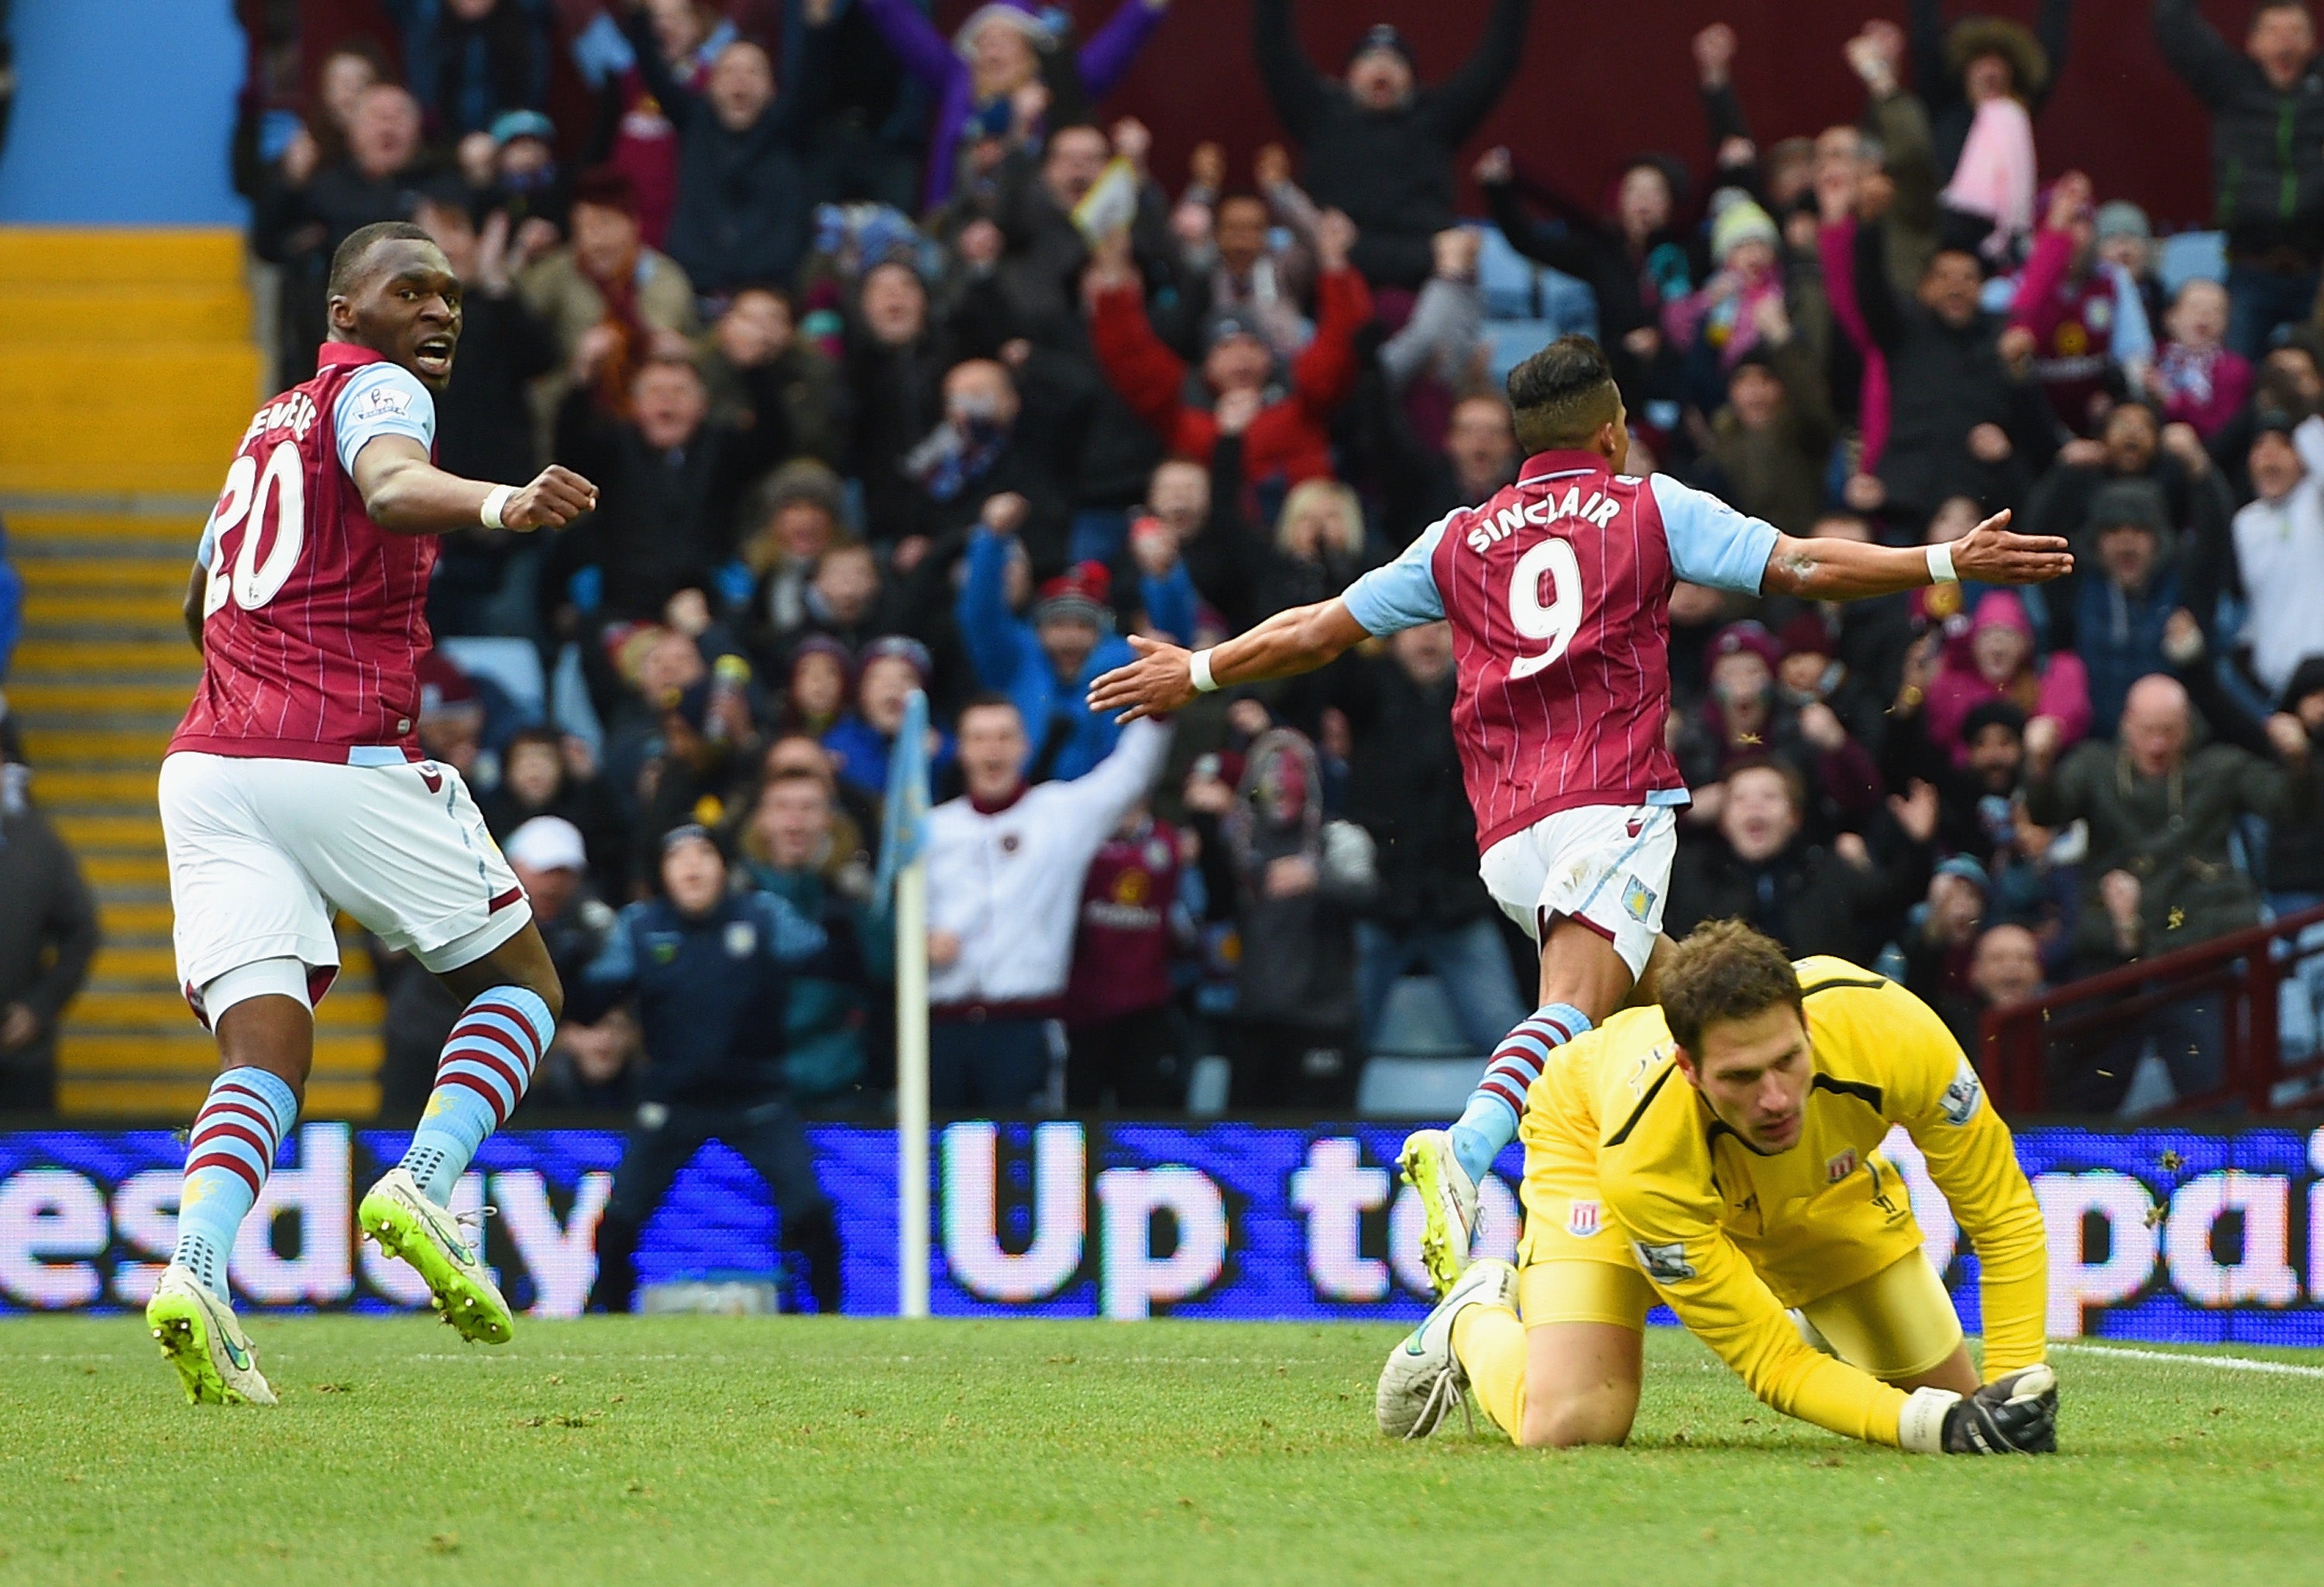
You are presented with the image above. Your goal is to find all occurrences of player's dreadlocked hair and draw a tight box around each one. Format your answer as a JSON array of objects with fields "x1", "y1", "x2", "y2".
[
  {"x1": 1506, "y1": 334, "x2": 1621, "y2": 454},
  {"x1": 328, "y1": 220, "x2": 437, "y2": 300},
  {"x1": 1659, "y1": 920, "x2": 1806, "y2": 1055}
]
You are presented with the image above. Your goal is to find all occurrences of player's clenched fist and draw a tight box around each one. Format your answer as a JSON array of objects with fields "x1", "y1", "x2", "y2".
[
  {"x1": 1901, "y1": 1364, "x2": 2058, "y2": 1455},
  {"x1": 503, "y1": 465, "x2": 598, "y2": 531}
]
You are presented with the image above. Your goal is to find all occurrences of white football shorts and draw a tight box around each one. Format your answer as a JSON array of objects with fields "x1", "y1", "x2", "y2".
[
  {"x1": 1477, "y1": 802, "x2": 1679, "y2": 981},
  {"x1": 159, "y1": 751, "x2": 529, "y2": 1007}
]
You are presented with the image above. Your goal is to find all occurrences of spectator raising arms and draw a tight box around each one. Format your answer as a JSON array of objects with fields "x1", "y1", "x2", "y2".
[{"x1": 1253, "y1": 0, "x2": 1532, "y2": 288}]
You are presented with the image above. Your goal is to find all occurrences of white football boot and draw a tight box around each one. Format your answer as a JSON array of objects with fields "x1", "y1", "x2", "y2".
[{"x1": 1375, "y1": 1257, "x2": 1519, "y2": 1440}]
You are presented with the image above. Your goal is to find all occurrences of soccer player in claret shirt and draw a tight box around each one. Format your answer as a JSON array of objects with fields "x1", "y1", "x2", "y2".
[
  {"x1": 1089, "y1": 335, "x2": 2071, "y2": 1296},
  {"x1": 146, "y1": 221, "x2": 597, "y2": 1404},
  {"x1": 1376, "y1": 920, "x2": 2057, "y2": 1457}
]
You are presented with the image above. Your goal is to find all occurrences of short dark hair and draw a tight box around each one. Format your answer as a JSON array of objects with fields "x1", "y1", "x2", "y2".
[
  {"x1": 328, "y1": 221, "x2": 437, "y2": 300},
  {"x1": 1660, "y1": 919, "x2": 1806, "y2": 1054},
  {"x1": 958, "y1": 692, "x2": 1025, "y2": 729},
  {"x1": 1506, "y1": 335, "x2": 1620, "y2": 453}
]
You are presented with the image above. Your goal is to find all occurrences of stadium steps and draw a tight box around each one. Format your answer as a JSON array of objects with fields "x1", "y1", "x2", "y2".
[
  {"x1": 0, "y1": 228, "x2": 261, "y2": 499},
  {"x1": 1, "y1": 226, "x2": 384, "y2": 1118}
]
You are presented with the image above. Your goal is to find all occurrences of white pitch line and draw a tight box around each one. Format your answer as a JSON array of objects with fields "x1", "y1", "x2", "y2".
[{"x1": 2052, "y1": 1341, "x2": 2324, "y2": 1379}]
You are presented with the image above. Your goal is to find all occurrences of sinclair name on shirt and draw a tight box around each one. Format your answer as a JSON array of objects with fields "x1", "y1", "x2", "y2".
[
  {"x1": 242, "y1": 390, "x2": 319, "y2": 446},
  {"x1": 1463, "y1": 480, "x2": 1630, "y2": 553}
]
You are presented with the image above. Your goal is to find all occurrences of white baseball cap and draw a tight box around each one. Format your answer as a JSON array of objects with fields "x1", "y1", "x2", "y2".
[{"x1": 506, "y1": 816, "x2": 586, "y2": 874}]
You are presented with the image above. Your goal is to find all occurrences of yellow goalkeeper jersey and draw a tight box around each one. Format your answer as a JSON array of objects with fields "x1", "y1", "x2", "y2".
[{"x1": 1528, "y1": 957, "x2": 2049, "y2": 1446}]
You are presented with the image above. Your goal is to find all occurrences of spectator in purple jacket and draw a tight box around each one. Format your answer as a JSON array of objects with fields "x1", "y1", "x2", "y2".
[{"x1": 861, "y1": 0, "x2": 1173, "y2": 211}]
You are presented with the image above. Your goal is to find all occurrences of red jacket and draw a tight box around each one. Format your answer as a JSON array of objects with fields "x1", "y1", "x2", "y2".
[{"x1": 1090, "y1": 267, "x2": 1373, "y2": 485}]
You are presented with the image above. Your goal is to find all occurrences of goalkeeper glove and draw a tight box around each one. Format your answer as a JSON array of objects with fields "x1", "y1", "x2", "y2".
[{"x1": 1897, "y1": 1364, "x2": 2058, "y2": 1455}]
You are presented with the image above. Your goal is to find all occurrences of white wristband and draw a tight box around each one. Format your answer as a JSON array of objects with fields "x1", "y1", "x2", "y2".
[
  {"x1": 1926, "y1": 541, "x2": 1958, "y2": 586},
  {"x1": 1188, "y1": 648, "x2": 1219, "y2": 693},
  {"x1": 1897, "y1": 1386, "x2": 1961, "y2": 1455},
  {"x1": 480, "y1": 484, "x2": 517, "y2": 531}
]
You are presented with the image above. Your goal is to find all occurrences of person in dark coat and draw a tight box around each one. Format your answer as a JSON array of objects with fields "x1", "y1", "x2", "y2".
[
  {"x1": 0, "y1": 757, "x2": 98, "y2": 1112},
  {"x1": 1221, "y1": 728, "x2": 1376, "y2": 1109},
  {"x1": 617, "y1": 0, "x2": 836, "y2": 296},
  {"x1": 1253, "y1": 0, "x2": 1532, "y2": 288},
  {"x1": 1666, "y1": 760, "x2": 1932, "y2": 965},
  {"x1": 1319, "y1": 623, "x2": 1527, "y2": 1056},
  {"x1": 412, "y1": 191, "x2": 562, "y2": 638},
  {"x1": 579, "y1": 826, "x2": 846, "y2": 1314},
  {"x1": 1851, "y1": 222, "x2": 2056, "y2": 523}
]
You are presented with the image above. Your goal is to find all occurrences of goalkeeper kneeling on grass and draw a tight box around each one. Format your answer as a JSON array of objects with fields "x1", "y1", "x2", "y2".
[{"x1": 1378, "y1": 919, "x2": 2056, "y2": 1456}]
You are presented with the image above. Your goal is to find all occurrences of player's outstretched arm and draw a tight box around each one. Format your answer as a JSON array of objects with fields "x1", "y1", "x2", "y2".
[
  {"x1": 1760, "y1": 510, "x2": 2072, "y2": 602},
  {"x1": 1086, "y1": 598, "x2": 1370, "y2": 723},
  {"x1": 350, "y1": 435, "x2": 598, "y2": 538}
]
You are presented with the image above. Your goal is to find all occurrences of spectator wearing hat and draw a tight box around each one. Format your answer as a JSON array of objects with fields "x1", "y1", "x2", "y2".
[
  {"x1": 581, "y1": 824, "x2": 847, "y2": 1312},
  {"x1": 2092, "y1": 198, "x2": 2163, "y2": 311},
  {"x1": 863, "y1": 0, "x2": 1172, "y2": 211},
  {"x1": 1085, "y1": 211, "x2": 1373, "y2": 494},
  {"x1": 503, "y1": 815, "x2": 637, "y2": 1111},
  {"x1": 957, "y1": 490, "x2": 1192, "y2": 782},
  {"x1": 617, "y1": 0, "x2": 838, "y2": 297},
  {"x1": 1662, "y1": 191, "x2": 1786, "y2": 378},
  {"x1": 2009, "y1": 172, "x2": 2154, "y2": 435},
  {"x1": 825, "y1": 637, "x2": 957, "y2": 800},
  {"x1": 1772, "y1": 611, "x2": 1889, "y2": 757},
  {"x1": 923, "y1": 698, "x2": 1173, "y2": 1108},
  {"x1": 737, "y1": 768, "x2": 889, "y2": 1108},
  {"x1": 1217, "y1": 727, "x2": 1377, "y2": 1109},
  {"x1": 1678, "y1": 621, "x2": 1884, "y2": 838},
  {"x1": 1667, "y1": 758, "x2": 1937, "y2": 966},
  {"x1": 519, "y1": 167, "x2": 700, "y2": 408},
  {"x1": 2223, "y1": 410, "x2": 2324, "y2": 704},
  {"x1": 1893, "y1": 852, "x2": 1992, "y2": 1048},
  {"x1": 1918, "y1": 1, "x2": 2067, "y2": 259},
  {"x1": 1924, "y1": 588, "x2": 2090, "y2": 767},
  {"x1": 2151, "y1": 278, "x2": 2252, "y2": 441},
  {"x1": 1690, "y1": 294, "x2": 1837, "y2": 536},
  {"x1": 1884, "y1": 666, "x2": 2034, "y2": 870},
  {"x1": 469, "y1": 107, "x2": 567, "y2": 243},
  {"x1": 2054, "y1": 479, "x2": 2195, "y2": 733},
  {"x1": 739, "y1": 460, "x2": 851, "y2": 644},
  {"x1": 0, "y1": 749, "x2": 98, "y2": 1112},
  {"x1": 2155, "y1": 0, "x2": 2324, "y2": 359},
  {"x1": 1253, "y1": 0, "x2": 1531, "y2": 290}
]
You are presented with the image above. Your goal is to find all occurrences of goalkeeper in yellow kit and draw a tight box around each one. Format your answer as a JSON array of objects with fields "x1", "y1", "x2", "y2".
[{"x1": 1376, "y1": 920, "x2": 2058, "y2": 1455}]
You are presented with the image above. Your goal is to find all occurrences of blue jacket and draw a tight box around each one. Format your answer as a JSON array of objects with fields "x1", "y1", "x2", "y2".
[
  {"x1": 575, "y1": 888, "x2": 830, "y2": 1104},
  {"x1": 744, "y1": 862, "x2": 894, "y2": 1103},
  {"x1": 823, "y1": 713, "x2": 955, "y2": 801},
  {"x1": 954, "y1": 527, "x2": 1196, "y2": 782},
  {"x1": 2077, "y1": 566, "x2": 2182, "y2": 733}
]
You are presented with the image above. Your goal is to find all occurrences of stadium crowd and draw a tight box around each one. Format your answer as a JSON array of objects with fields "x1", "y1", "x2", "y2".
[{"x1": 106, "y1": 0, "x2": 2324, "y2": 1123}]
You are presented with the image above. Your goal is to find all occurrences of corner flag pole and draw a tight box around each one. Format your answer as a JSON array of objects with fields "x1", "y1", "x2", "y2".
[{"x1": 878, "y1": 690, "x2": 933, "y2": 1318}]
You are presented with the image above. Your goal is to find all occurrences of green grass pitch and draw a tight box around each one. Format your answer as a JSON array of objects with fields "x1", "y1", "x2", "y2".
[{"x1": 3, "y1": 1316, "x2": 2319, "y2": 1585}]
